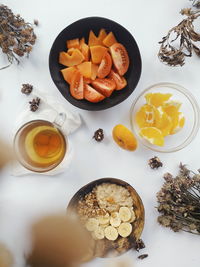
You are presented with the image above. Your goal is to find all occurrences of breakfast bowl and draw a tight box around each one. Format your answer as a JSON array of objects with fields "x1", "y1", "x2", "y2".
[
  {"x1": 67, "y1": 178, "x2": 145, "y2": 258},
  {"x1": 49, "y1": 17, "x2": 141, "y2": 111},
  {"x1": 130, "y1": 82, "x2": 200, "y2": 153}
]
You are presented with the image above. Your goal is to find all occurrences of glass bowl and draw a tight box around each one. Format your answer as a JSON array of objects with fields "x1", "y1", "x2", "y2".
[{"x1": 130, "y1": 82, "x2": 200, "y2": 153}]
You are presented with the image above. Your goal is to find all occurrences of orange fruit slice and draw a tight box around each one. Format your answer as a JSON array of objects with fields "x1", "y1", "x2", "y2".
[
  {"x1": 145, "y1": 93, "x2": 172, "y2": 107},
  {"x1": 139, "y1": 127, "x2": 164, "y2": 146},
  {"x1": 170, "y1": 112, "x2": 185, "y2": 134},
  {"x1": 156, "y1": 107, "x2": 173, "y2": 136},
  {"x1": 112, "y1": 124, "x2": 137, "y2": 151},
  {"x1": 136, "y1": 104, "x2": 161, "y2": 128}
]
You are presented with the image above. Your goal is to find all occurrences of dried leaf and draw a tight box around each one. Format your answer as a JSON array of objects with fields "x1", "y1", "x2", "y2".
[{"x1": 158, "y1": 7, "x2": 200, "y2": 66}]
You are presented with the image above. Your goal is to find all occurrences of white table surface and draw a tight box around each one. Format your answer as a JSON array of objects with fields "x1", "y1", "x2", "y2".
[{"x1": 0, "y1": 0, "x2": 200, "y2": 266}]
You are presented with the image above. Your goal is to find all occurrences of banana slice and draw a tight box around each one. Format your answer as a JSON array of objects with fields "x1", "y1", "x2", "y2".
[
  {"x1": 104, "y1": 226, "x2": 118, "y2": 241},
  {"x1": 128, "y1": 209, "x2": 136, "y2": 223},
  {"x1": 110, "y1": 212, "x2": 121, "y2": 227},
  {"x1": 85, "y1": 218, "x2": 99, "y2": 232},
  {"x1": 93, "y1": 226, "x2": 105, "y2": 240},
  {"x1": 118, "y1": 222, "x2": 132, "y2": 237},
  {"x1": 98, "y1": 213, "x2": 110, "y2": 225},
  {"x1": 119, "y1": 207, "x2": 131, "y2": 222}
]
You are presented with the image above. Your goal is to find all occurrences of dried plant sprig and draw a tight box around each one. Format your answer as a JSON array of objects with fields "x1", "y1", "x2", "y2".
[
  {"x1": 190, "y1": 0, "x2": 200, "y2": 8},
  {"x1": 0, "y1": 5, "x2": 37, "y2": 70},
  {"x1": 158, "y1": 8, "x2": 200, "y2": 66},
  {"x1": 157, "y1": 163, "x2": 200, "y2": 234}
]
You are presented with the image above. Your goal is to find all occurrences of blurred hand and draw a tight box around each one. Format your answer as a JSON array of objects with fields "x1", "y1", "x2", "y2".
[{"x1": 27, "y1": 214, "x2": 95, "y2": 267}]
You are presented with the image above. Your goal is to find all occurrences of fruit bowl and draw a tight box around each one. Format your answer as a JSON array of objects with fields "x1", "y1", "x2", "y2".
[
  {"x1": 49, "y1": 17, "x2": 141, "y2": 111},
  {"x1": 67, "y1": 178, "x2": 145, "y2": 258},
  {"x1": 130, "y1": 82, "x2": 200, "y2": 153}
]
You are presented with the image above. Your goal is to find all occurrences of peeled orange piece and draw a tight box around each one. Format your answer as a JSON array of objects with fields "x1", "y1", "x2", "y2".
[
  {"x1": 112, "y1": 124, "x2": 137, "y2": 151},
  {"x1": 162, "y1": 101, "x2": 184, "y2": 134},
  {"x1": 170, "y1": 112, "x2": 185, "y2": 134},
  {"x1": 136, "y1": 104, "x2": 161, "y2": 128},
  {"x1": 139, "y1": 127, "x2": 164, "y2": 146},
  {"x1": 162, "y1": 101, "x2": 181, "y2": 116},
  {"x1": 145, "y1": 93, "x2": 172, "y2": 107},
  {"x1": 156, "y1": 108, "x2": 172, "y2": 136}
]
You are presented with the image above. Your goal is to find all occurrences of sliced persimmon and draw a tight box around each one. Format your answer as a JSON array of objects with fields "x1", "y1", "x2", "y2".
[
  {"x1": 84, "y1": 84, "x2": 105, "y2": 103},
  {"x1": 97, "y1": 52, "x2": 112, "y2": 78},
  {"x1": 70, "y1": 71, "x2": 84, "y2": 99},
  {"x1": 77, "y1": 61, "x2": 92, "y2": 78},
  {"x1": 67, "y1": 48, "x2": 75, "y2": 55},
  {"x1": 98, "y1": 29, "x2": 107, "y2": 45},
  {"x1": 90, "y1": 45, "x2": 107, "y2": 64},
  {"x1": 108, "y1": 69, "x2": 127, "y2": 90},
  {"x1": 79, "y1": 37, "x2": 85, "y2": 46},
  {"x1": 61, "y1": 66, "x2": 77, "y2": 84},
  {"x1": 103, "y1": 32, "x2": 117, "y2": 47},
  {"x1": 88, "y1": 29, "x2": 107, "y2": 46},
  {"x1": 83, "y1": 77, "x2": 92, "y2": 84},
  {"x1": 91, "y1": 64, "x2": 98, "y2": 80},
  {"x1": 80, "y1": 42, "x2": 90, "y2": 61},
  {"x1": 91, "y1": 78, "x2": 116, "y2": 97},
  {"x1": 59, "y1": 49, "x2": 84, "y2": 67},
  {"x1": 110, "y1": 43, "x2": 129, "y2": 76},
  {"x1": 67, "y1": 38, "x2": 80, "y2": 49}
]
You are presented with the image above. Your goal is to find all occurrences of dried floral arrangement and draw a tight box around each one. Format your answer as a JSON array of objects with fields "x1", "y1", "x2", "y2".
[
  {"x1": 0, "y1": 4, "x2": 37, "y2": 70},
  {"x1": 157, "y1": 163, "x2": 200, "y2": 234},
  {"x1": 158, "y1": 1, "x2": 200, "y2": 66}
]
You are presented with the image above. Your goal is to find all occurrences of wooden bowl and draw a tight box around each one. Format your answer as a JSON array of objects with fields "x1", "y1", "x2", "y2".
[{"x1": 67, "y1": 178, "x2": 145, "y2": 258}]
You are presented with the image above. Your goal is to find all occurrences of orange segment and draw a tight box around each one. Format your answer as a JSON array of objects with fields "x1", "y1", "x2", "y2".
[
  {"x1": 59, "y1": 50, "x2": 84, "y2": 67},
  {"x1": 136, "y1": 104, "x2": 161, "y2": 128},
  {"x1": 112, "y1": 124, "x2": 137, "y2": 151},
  {"x1": 156, "y1": 108, "x2": 172, "y2": 136},
  {"x1": 90, "y1": 45, "x2": 107, "y2": 64},
  {"x1": 140, "y1": 127, "x2": 164, "y2": 146},
  {"x1": 145, "y1": 93, "x2": 172, "y2": 107},
  {"x1": 61, "y1": 66, "x2": 77, "y2": 84},
  {"x1": 103, "y1": 32, "x2": 117, "y2": 47},
  {"x1": 170, "y1": 112, "x2": 185, "y2": 134}
]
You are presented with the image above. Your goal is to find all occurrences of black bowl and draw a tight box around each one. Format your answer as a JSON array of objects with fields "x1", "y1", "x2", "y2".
[{"x1": 49, "y1": 17, "x2": 142, "y2": 111}]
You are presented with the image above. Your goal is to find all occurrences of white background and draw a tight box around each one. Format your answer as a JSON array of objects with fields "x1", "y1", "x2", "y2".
[{"x1": 0, "y1": 0, "x2": 200, "y2": 266}]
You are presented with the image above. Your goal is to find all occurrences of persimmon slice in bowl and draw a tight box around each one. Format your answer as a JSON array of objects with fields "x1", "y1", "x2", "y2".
[{"x1": 49, "y1": 17, "x2": 141, "y2": 110}]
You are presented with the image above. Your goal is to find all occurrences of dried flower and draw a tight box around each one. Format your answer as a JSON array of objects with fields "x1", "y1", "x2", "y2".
[
  {"x1": 0, "y1": 5, "x2": 37, "y2": 70},
  {"x1": 21, "y1": 83, "x2": 33, "y2": 95},
  {"x1": 158, "y1": 4, "x2": 200, "y2": 66},
  {"x1": 134, "y1": 239, "x2": 145, "y2": 252},
  {"x1": 190, "y1": 0, "x2": 200, "y2": 8},
  {"x1": 93, "y1": 128, "x2": 104, "y2": 142},
  {"x1": 138, "y1": 254, "x2": 148, "y2": 260},
  {"x1": 148, "y1": 157, "x2": 163, "y2": 169},
  {"x1": 33, "y1": 19, "x2": 39, "y2": 26},
  {"x1": 29, "y1": 97, "x2": 40, "y2": 112},
  {"x1": 157, "y1": 163, "x2": 200, "y2": 235}
]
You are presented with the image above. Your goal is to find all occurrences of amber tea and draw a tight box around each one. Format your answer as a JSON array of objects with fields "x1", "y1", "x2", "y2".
[{"x1": 14, "y1": 120, "x2": 66, "y2": 172}]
